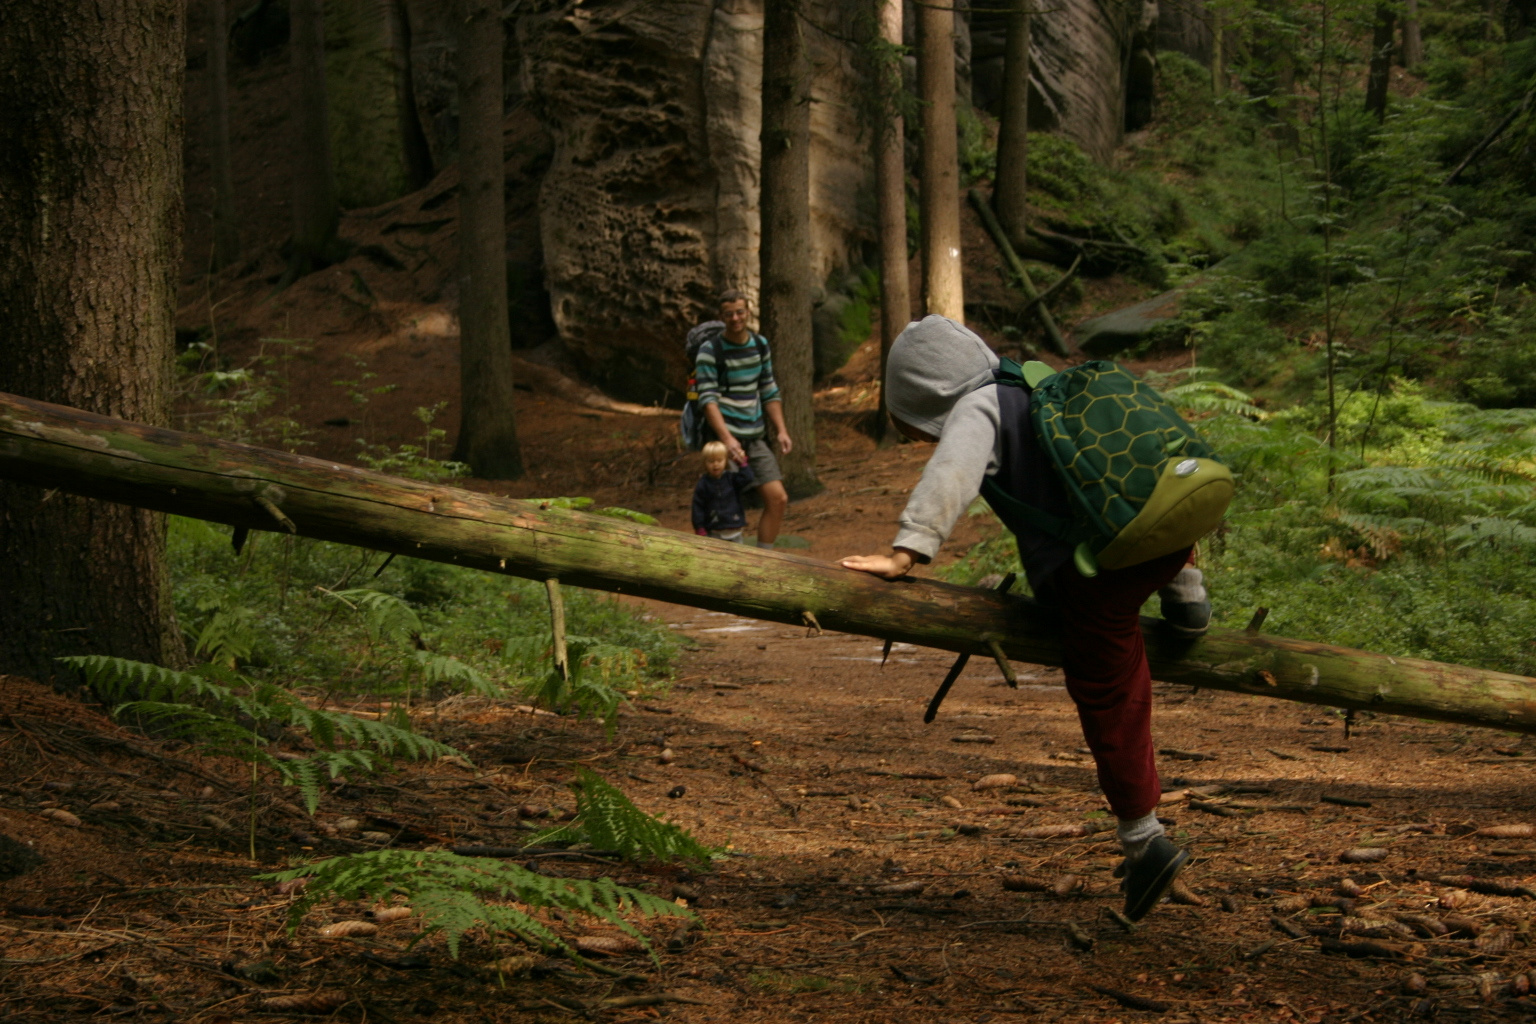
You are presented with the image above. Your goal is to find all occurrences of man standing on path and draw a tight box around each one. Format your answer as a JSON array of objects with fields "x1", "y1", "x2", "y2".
[{"x1": 696, "y1": 291, "x2": 792, "y2": 549}]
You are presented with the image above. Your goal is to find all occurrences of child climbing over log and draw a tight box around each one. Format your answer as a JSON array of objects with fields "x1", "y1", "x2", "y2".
[
  {"x1": 691, "y1": 441, "x2": 755, "y2": 543},
  {"x1": 841, "y1": 315, "x2": 1215, "y2": 921}
]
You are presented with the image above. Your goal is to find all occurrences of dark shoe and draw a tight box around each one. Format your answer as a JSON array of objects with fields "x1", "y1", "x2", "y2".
[
  {"x1": 1121, "y1": 836, "x2": 1190, "y2": 921},
  {"x1": 1159, "y1": 596, "x2": 1211, "y2": 638}
]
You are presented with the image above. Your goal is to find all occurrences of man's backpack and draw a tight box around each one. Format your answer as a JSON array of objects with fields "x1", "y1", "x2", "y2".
[
  {"x1": 982, "y1": 358, "x2": 1233, "y2": 577},
  {"x1": 679, "y1": 321, "x2": 768, "y2": 451}
]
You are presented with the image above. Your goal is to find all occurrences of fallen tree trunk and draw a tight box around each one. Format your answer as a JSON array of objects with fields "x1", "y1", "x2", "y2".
[{"x1": 3, "y1": 390, "x2": 1536, "y2": 734}]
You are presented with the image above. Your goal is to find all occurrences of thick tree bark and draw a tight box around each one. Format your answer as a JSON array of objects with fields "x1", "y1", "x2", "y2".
[
  {"x1": 874, "y1": 0, "x2": 910, "y2": 443},
  {"x1": 209, "y1": 0, "x2": 240, "y2": 268},
  {"x1": 919, "y1": 0, "x2": 964, "y2": 320},
  {"x1": 452, "y1": 0, "x2": 523, "y2": 479},
  {"x1": 388, "y1": 0, "x2": 435, "y2": 191},
  {"x1": 6, "y1": 390, "x2": 1536, "y2": 737},
  {"x1": 0, "y1": 1, "x2": 185, "y2": 681},
  {"x1": 760, "y1": 0, "x2": 820, "y2": 496},
  {"x1": 993, "y1": 1, "x2": 1031, "y2": 249},
  {"x1": 287, "y1": 0, "x2": 342, "y2": 279},
  {"x1": 1365, "y1": 6, "x2": 1396, "y2": 121},
  {"x1": 1400, "y1": 0, "x2": 1423, "y2": 68}
]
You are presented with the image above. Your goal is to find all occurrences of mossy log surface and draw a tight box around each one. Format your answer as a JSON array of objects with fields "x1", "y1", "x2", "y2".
[{"x1": 4, "y1": 390, "x2": 1536, "y2": 734}]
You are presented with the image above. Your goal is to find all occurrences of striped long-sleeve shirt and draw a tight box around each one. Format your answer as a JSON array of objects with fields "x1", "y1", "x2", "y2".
[{"x1": 694, "y1": 332, "x2": 781, "y2": 441}]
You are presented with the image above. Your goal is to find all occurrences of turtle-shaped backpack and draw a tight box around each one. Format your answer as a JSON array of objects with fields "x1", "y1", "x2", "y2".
[{"x1": 982, "y1": 358, "x2": 1234, "y2": 577}]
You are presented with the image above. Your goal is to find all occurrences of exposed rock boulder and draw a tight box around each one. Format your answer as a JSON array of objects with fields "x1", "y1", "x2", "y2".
[{"x1": 1074, "y1": 288, "x2": 1188, "y2": 356}]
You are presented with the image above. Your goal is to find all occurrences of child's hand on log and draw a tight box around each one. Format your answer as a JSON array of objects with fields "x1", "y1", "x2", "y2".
[{"x1": 841, "y1": 550, "x2": 914, "y2": 579}]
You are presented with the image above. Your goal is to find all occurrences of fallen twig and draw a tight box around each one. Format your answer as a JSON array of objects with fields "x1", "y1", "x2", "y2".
[{"x1": 1090, "y1": 984, "x2": 1170, "y2": 1012}]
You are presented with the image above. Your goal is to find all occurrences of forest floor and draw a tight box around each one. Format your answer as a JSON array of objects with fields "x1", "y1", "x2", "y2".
[
  {"x1": 6, "y1": 347, "x2": 1536, "y2": 1021},
  {"x1": 5, "y1": 595, "x2": 1536, "y2": 1024}
]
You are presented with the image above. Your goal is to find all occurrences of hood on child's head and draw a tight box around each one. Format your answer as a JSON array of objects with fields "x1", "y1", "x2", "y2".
[{"x1": 886, "y1": 315, "x2": 1000, "y2": 438}]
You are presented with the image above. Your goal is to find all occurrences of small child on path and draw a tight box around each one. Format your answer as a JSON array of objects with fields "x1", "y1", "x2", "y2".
[
  {"x1": 692, "y1": 441, "x2": 756, "y2": 543},
  {"x1": 842, "y1": 315, "x2": 1211, "y2": 922}
]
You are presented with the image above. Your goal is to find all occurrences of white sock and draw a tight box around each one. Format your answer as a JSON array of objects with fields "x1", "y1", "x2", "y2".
[
  {"x1": 1159, "y1": 566, "x2": 1206, "y2": 604},
  {"x1": 1117, "y1": 812, "x2": 1165, "y2": 863},
  {"x1": 757, "y1": 541, "x2": 774, "y2": 549}
]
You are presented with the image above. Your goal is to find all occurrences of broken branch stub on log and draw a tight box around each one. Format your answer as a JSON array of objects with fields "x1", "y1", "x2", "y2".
[{"x1": 4, "y1": 390, "x2": 1536, "y2": 734}]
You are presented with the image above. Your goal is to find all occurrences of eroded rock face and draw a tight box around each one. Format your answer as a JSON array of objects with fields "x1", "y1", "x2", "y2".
[
  {"x1": 970, "y1": 0, "x2": 1146, "y2": 161},
  {"x1": 523, "y1": 0, "x2": 874, "y2": 403}
]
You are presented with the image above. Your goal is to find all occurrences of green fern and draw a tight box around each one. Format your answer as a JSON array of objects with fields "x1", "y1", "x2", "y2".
[
  {"x1": 533, "y1": 768, "x2": 716, "y2": 867},
  {"x1": 61, "y1": 655, "x2": 458, "y2": 813},
  {"x1": 1141, "y1": 366, "x2": 1267, "y2": 420},
  {"x1": 262, "y1": 849, "x2": 690, "y2": 960},
  {"x1": 507, "y1": 634, "x2": 636, "y2": 727},
  {"x1": 324, "y1": 588, "x2": 423, "y2": 642}
]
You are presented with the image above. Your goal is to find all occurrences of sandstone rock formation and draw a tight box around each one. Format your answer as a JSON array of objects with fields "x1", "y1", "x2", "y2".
[{"x1": 521, "y1": 0, "x2": 875, "y2": 403}]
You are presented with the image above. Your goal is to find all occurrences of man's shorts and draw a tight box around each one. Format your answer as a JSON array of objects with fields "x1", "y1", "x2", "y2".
[{"x1": 743, "y1": 437, "x2": 782, "y2": 487}]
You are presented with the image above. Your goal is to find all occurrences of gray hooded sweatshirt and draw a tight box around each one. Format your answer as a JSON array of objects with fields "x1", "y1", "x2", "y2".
[{"x1": 886, "y1": 315, "x2": 1007, "y2": 561}]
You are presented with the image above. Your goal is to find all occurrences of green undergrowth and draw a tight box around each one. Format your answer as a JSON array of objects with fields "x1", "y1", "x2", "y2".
[{"x1": 167, "y1": 516, "x2": 680, "y2": 712}]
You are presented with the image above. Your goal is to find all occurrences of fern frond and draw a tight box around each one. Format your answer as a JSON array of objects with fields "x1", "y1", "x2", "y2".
[
  {"x1": 323, "y1": 588, "x2": 423, "y2": 641},
  {"x1": 193, "y1": 603, "x2": 259, "y2": 666},
  {"x1": 112, "y1": 700, "x2": 263, "y2": 755},
  {"x1": 263, "y1": 850, "x2": 691, "y2": 960},
  {"x1": 412, "y1": 651, "x2": 499, "y2": 697},
  {"x1": 533, "y1": 768, "x2": 716, "y2": 867},
  {"x1": 1139, "y1": 367, "x2": 1267, "y2": 420},
  {"x1": 1448, "y1": 516, "x2": 1536, "y2": 550},
  {"x1": 60, "y1": 655, "x2": 465, "y2": 812},
  {"x1": 62, "y1": 656, "x2": 235, "y2": 706}
]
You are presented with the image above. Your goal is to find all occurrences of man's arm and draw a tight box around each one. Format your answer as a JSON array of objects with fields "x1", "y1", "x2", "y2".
[
  {"x1": 704, "y1": 403, "x2": 746, "y2": 465},
  {"x1": 764, "y1": 399, "x2": 793, "y2": 455}
]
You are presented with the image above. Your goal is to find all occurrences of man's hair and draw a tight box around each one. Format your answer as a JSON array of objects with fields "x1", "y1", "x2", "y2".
[
  {"x1": 701, "y1": 440, "x2": 729, "y2": 464},
  {"x1": 718, "y1": 289, "x2": 749, "y2": 309}
]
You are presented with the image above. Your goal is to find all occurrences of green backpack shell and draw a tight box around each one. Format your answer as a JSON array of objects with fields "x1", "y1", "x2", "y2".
[{"x1": 1000, "y1": 358, "x2": 1233, "y2": 576}]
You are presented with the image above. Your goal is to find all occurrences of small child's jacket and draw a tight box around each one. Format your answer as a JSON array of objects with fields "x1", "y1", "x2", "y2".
[{"x1": 691, "y1": 463, "x2": 756, "y2": 533}]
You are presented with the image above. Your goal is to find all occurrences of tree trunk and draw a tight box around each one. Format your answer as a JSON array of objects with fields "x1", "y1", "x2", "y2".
[
  {"x1": 919, "y1": 0, "x2": 964, "y2": 320},
  {"x1": 874, "y1": 0, "x2": 910, "y2": 444},
  {"x1": 1400, "y1": 0, "x2": 1423, "y2": 68},
  {"x1": 388, "y1": 0, "x2": 435, "y2": 191},
  {"x1": 209, "y1": 0, "x2": 241, "y2": 268},
  {"x1": 761, "y1": 0, "x2": 820, "y2": 496},
  {"x1": 1210, "y1": 5, "x2": 1224, "y2": 94},
  {"x1": 1365, "y1": 6, "x2": 1396, "y2": 121},
  {"x1": 993, "y1": 1, "x2": 1031, "y2": 249},
  {"x1": 452, "y1": 0, "x2": 523, "y2": 479},
  {"x1": 287, "y1": 0, "x2": 342, "y2": 279},
  {"x1": 7, "y1": 389, "x2": 1536, "y2": 737},
  {"x1": 0, "y1": 1, "x2": 186, "y2": 681}
]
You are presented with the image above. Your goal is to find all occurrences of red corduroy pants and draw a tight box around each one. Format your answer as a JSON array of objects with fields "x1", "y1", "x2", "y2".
[{"x1": 1045, "y1": 546, "x2": 1192, "y2": 821}]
